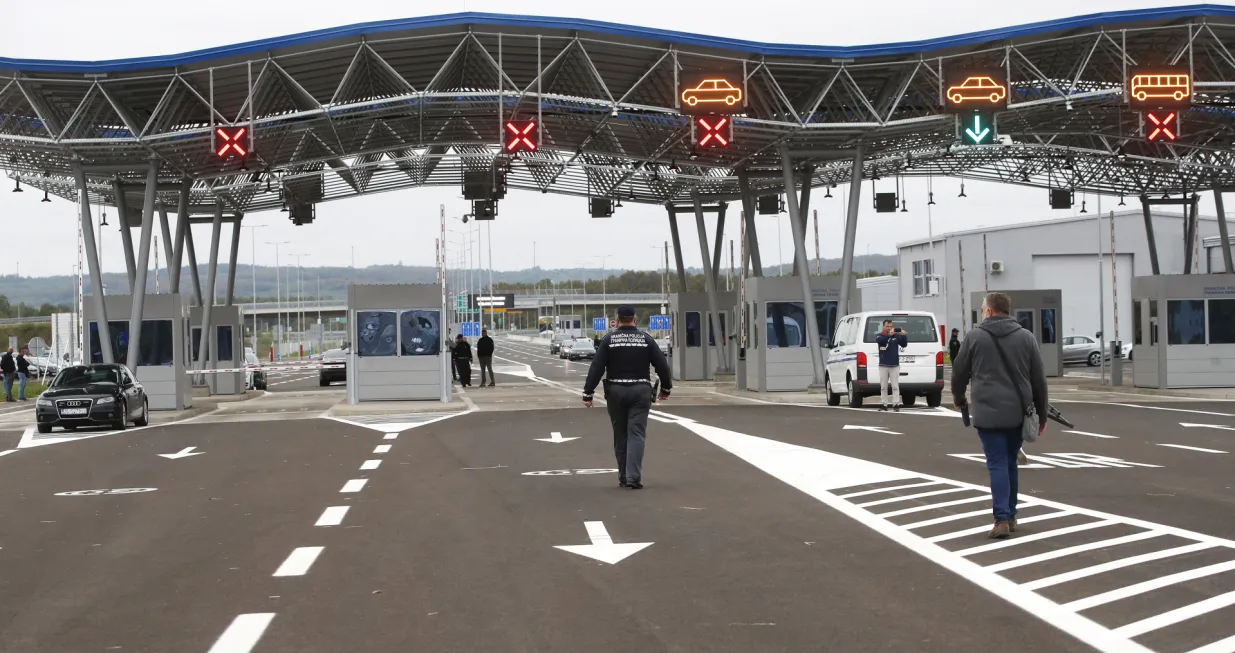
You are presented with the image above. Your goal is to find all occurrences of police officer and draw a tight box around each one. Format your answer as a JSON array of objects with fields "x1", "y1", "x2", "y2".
[{"x1": 582, "y1": 306, "x2": 672, "y2": 489}]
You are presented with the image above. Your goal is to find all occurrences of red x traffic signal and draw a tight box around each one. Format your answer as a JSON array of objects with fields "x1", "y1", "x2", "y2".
[
  {"x1": 694, "y1": 115, "x2": 731, "y2": 148},
  {"x1": 215, "y1": 126, "x2": 249, "y2": 158},
  {"x1": 1146, "y1": 111, "x2": 1178, "y2": 142},
  {"x1": 505, "y1": 120, "x2": 538, "y2": 153}
]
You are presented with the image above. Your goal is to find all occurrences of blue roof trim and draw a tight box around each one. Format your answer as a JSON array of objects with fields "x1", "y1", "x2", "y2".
[{"x1": 4, "y1": 5, "x2": 1234, "y2": 74}]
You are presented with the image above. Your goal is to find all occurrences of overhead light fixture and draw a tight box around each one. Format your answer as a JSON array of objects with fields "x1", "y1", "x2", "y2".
[
  {"x1": 240, "y1": 162, "x2": 249, "y2": 172},
  {"x1": 12, "y1": 179, "x2": 22, "y2": 193},
  {"x1": 1080, "y1": 200, "x2": 1088, "y2": 214},
  {"x1": 824, "y1": 187, "x2": 833, "y2": 198},
  {"x1": 265, "y1": 176, "x2": 272, "y2": 193},
  {"x1": 928, "y1": 192, "x2": 936, "y2": 206},
  {"x1": 1162, "y1": 191, "x2": 1170, "y2": 199},
  {"x1": 1021, "y1": 173, "x2": 1031, "y2": 183},
  {"x1": 688, "y1": 151, "x2": 699, "y2": 161},
  {"x1": 1116, "y1": 146, "x2": 1128, "y2": 160},
  {"x1": 958, "y1": 182, "x2": 967, "y2": 198},
  {"x1": 1118, "y1": 195, "x2": 1126, "y2": 206},
  {"x1": 41, "y1": 190, "x2": 50, "y2": 203},
  {"x1": 900, "y1": 199, "x2": 908, "y2": 213},
  {"x1": 100, "y1": 211, "x2": 109, "y2": 227},
  {"x1": 281, "y1": 202, "x2": 289, "y2": 213},
  {"x1": 668, "y1": 160, "x2": 680, "y2": 172},
  {"x1": 616, "y1": 197, "x2": 623, "y2": 208},
  {"x1": 872, "y1": 171, "x2": 881, "y2": 181}
]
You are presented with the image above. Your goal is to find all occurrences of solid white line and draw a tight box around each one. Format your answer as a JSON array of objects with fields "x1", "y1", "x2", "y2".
[
  {"x1": 1188, "y1": 633, "x2": 1235, "y2": 653},
  {"x1": 1158, "y1": 443, "x2": 1228, "y2": 454},
  {"x1": 1021, "y1": 542, "x2": 1216, "y2": 589},
  {"x1": 953, "y1": 520, "x2": 1117, "y2": 556},
  {"x1": 0, "y1": 449, "x2": 17, "y2": 457},
  {"x1": 836, "y1": 480, "x2": 943, "y2": 498},
  {"x1": 926, "y1": 511, "x2": 1074, "y2": 543},
  {"x1": 315, "y1": 506, "x2": 350, "y2": 527},
  {"x1": 1109, "y1": 403, "x2": 1235, "y2": 417},
  {"x1": 383, "y1": 433, "x2": 398, "y2": 440},
  {"x1": 272, "y1": 546, "x2": 324, "y2": 577},
  {"x1": 901, "y1": 508, "x2": 992, "y2": 530},
  {"x1": 1113, "y1": 590, "x2": 1235, "y2": 638},
  {"x1": 984, "y1": 531, "x2": 1164, "y2": 572},
  {"x1": 855, "y1": 487, "x2": 970, "y2": 507},
  {"x1": 206, "y1": 613, "x2": 276, "y2": 653},
  {"x1": 878, "y1": 495, "x2": 991, "y2": 517},
  {"x1": 1066, "y1": 560, "x2": 1235, "y2": 611},
  {"x1": 340, "y1": 479, "x2": 367, "y2": 493},
  {"x1": 1062, "y1": 430, "x2": 1120, "y2": 439},
  {"x1": 373, "y1": 444, "x2": 391, "y2": 454},
  {"x1": 360, "y1": 459, "x2": 381, "y2": 470}
]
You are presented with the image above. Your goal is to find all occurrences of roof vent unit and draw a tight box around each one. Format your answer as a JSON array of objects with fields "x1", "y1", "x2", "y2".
[
  {"x1": 462, "y1": 169, "x2": 507, "y2": 201},
  {"x1": 472, "y1": 199, "x2": 497, "y2": 221},
  {"x1": 989, "y1": 261, "x2": 1005, "y2": 274},
  {"x1": 757, "y1": 195, "x2": 782, "y2": 215},
  {"x1": 1049, "y1": 188, "x2": 1073, "y2": 209},
  {"x1": 289, "y1": 202, "x2": 315, "y2": 226},
  {"x1": 589, "y1": 197, "x2": 614, "y2": 218},
  {"x1": 874, "y1": 192, "x2": 898, "y2": 213}
]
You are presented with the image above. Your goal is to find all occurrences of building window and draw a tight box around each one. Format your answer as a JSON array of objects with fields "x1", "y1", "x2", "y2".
[
  {"x1": 1167, "y1": 300, "x2": 1205, "y2": 345},
  {"x1": 1208, "y1": 299, "x2": 1235, "y2": 344},
  {"x1": 912, "y1": 259, "x2": 934, "y2": 297}
]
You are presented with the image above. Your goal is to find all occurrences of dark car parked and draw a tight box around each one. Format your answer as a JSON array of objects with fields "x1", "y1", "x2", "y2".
[
  {"x1": 320, "y1": 348, "x2": 347, "y2": 386},
  {"x1": 35, "y1": 364, "x2": 149, "y2": 433}
]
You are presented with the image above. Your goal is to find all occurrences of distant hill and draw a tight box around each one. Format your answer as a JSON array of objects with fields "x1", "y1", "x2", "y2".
[{"x1": 0, "y1": 253, "x2": 898, "y2": 307}]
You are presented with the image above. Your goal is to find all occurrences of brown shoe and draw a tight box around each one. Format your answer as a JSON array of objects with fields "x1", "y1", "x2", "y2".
[
  {"x1": 989, "y1": 521, "x2": 1011, "y2": 539},
  {"x1": 1009, "y1": 518, "x2": 1018, "y2": 532}
]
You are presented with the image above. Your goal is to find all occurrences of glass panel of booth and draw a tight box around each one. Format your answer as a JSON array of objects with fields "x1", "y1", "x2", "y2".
[
  {"x1": 356, "y1": 311, "x2": 398, "y2": 356},
  {"x1": 1133, "y1": 300, "x2": 1143, "y2": 346},
  {"x1": 1208, "y1": 300, "x2": 1235, "y2": 344},
  {"x1": 765, "y1": 301, "x2": 838, "y2": 348},
  {"x1": 1167, "y1": 300, "x2": 1205, "y2": 345},
  {"x1": 685, "y1": 312, "x2": 701, "y2": 347},
  {"x1": 1149, "y1": 299, "x2": 1159, "y2": 345},
  {"x1": 400, "y1": 310, "x2": 442, "y2": 356},
  {"x1": 1040, "y1": 309, "x2": 1057, "y2": 344},
  {"x1": 708, "y1": 312, "x2": 729, "y2": 346},
  {"x1": 1015, "y1": 310, "x2": 1035, "y2": 335},
  {"x1": 90, "y1": 320, "x2": 175, "y2": 366},
  {"x1": 216, "y1": 325, "x2": 234, "y2": 362}
]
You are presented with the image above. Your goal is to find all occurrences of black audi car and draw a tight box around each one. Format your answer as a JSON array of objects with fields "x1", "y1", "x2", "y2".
[
  {"x1": 35, "y1": 364, "x2": 149, "y2": 433},
  {"x1": 319, "y1": 348, "x2": 347, "y2": 386}
]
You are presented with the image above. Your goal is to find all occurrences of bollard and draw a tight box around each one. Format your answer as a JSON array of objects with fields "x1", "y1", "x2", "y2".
[{"x1": 1110, "y1": 341, "x2": 1123, "y2": 386}]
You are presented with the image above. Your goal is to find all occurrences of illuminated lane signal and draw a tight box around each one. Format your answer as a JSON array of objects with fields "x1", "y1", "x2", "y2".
[
  {"x1": 943, "y1": 70, "x2": 1009, "y2": 112},
  {"x1": 694, "y1": 115, "x2": 731, "y2": 148},
  {"x1": 1129, "y1": 67, "x2": 1191, "y2": 109},
  {"x1": 504, "y1": 120, "x2": 538, "y2": 153},
  {"x1": 959, "y1": 111, "x2": 996, "y2": 146},
  {"x1": 678, "y1": 73, "x2": 745, "y2": 115},
  {"x1": 1146, "y1": 111, "x2": 1178, "y2": 142},
  {"x1": 215, "y1": 126, "x2": 248, "y2": 158}
]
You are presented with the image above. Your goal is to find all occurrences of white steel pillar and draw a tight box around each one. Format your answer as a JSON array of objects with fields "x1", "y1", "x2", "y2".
[
  {"x1": 693, "y1": 195, "x2": 730, "y2": 374},
  {"x1": 779, "y1": 147, "x2": 826, "y2": 386},
  {"x1": 126, "y1": 160, "x2": 159, "y2": 372},
  {"x1": 114, "y1": 179, "x2": 137, "y2": 292},
  {"x1": 73, "y1": 161, "x2": 115, "y2": 364},
  {"x1": 225, "y1": 214, "x2": 243, "y2": 306},
  {"x1": 836, "y1": 144, "x2": 866, "y2": 329},
  {"x1": 196, "y1": 205, "x2": 224, "y2": 370}
]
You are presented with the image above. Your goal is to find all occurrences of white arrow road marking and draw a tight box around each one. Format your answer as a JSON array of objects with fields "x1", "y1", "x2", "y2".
[
  {"x1": 207, "y1": 613, "x2": 275, "y2": 653},
  {"x1": 1180, "y1": 422, "x2": 1235, "y2": 432},
  {"x1": 158, "y1": 446, "x2": 203, "y2": 459},
  {"x1": 842, "y1": 425, "x2": 902, "y2": 435},
  {"x1": 554, "y1": 521, "x2": 653, "y2": 565},
  {"x1": 535, "y1": 431, "x2": 579, "y2": 443}
]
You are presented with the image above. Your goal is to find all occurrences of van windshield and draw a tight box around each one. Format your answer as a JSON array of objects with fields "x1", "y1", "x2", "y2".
[{"x1": 863, "y1": 315, "x2": 938, "y2": 343}]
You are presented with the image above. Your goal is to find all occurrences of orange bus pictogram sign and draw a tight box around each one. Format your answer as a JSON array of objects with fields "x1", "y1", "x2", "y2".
[{"x1": 1130, "y1": 73, "x2": 1191, "y2": 105}]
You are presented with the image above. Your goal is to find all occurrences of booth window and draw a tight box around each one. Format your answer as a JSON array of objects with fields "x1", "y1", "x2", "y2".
[
  {"x1": 190, "y1": 327, "x2": 202, "y2": 361},
  {"x1": 766, "y1": 302, "x2": 805, "y2": 348},
  {"x1": 1040, "y1": 309, "x2": 1057, "y2": 344},
  {"x1": 139, "y1": 320, "x2": 174, "y2": 366},
  {"x1": 1149, "y1": 300, "x2": 1159, "y2": 345},
  {"x1": 400, "y1": 310, "x2": 442, "y2": 356},
  {"x1": 356, "y1": 311, "x2": 398, "y2": 356},
  {"x1": 1167, "y1": 300, "x2": 1205, "y2": 345},
  {"x1": 1015, "y1": 310, "x2": 1035, "y2": 334},
  {"x1": 744, "y1": 304, "x2": 756, "y2": 349},
  {"x1": 684, "y1": 312, "x2": 701, "y2": 347},
  {"x1": 1208, "y1": 299, "x2": 1235, "y2": 344},
  {"x1": 89, "y1": 321, "x2": 132, "y2": 364},
  {"x1": 708, "y1": 312, "x2": 728, "y2": 346},
  {"x1": 216, "y1": 325, "x2": 234, "y2": 362},
  {"x1": 1133, "y1": 301, "x2": 1143, "y2": 346}
]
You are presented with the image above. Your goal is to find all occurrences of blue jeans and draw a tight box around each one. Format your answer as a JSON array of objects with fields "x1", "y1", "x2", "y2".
[
  {"x1": 978, "y1": 427, "x2": 1023, "y2": 522},
  {"x1": 17, "y1": 372, "x2": 27, "y2": 400},
  {"x1": 2, "y1": 373, "x2": 12, "y2": 401}
]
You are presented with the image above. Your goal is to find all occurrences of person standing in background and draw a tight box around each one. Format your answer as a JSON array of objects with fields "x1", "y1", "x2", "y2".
[
  {"x1": 453, "y1": 334, "x2": 474, "y2": 387},
  {"x1": 876, "y1": 320, "x2": 908, "y2": 412},
  {"x1": 476, "y1": 329, "x2": 496, "y2": 388},
  {"x1": 15, "y1": 348, "x2": 30, "y2": 401},
  {"x1": 949, "y1": 328, "x2": 961, "y2": 363},
  {"x1": 0, "y1": 348, "x2": 15, "y2": 402}
]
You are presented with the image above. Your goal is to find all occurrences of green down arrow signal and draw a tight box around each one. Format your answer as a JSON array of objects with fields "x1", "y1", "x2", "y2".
[{"x1": 963, "y1": 113, "x2": 994, "y2": 144}]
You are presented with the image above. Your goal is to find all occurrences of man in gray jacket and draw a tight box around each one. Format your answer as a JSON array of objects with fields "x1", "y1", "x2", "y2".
[{"x1": 951, "y1": 292, "x2": 1049, "y2": 540}]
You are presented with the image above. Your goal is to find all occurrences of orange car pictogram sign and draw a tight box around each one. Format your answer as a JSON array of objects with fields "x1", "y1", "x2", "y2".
[
  {"x1": 681, "y1": 79, "x2": 743, "y2": 107},
  {"x1": 946, "y1": 76, "x2": 1008, "y2": 105}
]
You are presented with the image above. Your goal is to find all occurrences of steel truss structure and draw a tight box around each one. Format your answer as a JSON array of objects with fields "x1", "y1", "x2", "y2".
[{"x1": 3, "y1": 7, "x2": 1235, "y2": 213}]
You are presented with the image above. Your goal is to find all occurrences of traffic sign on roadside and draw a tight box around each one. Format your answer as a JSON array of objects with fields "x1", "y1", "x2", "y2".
[
  {"x1": 648, "y1": 315, "x2": 670, "y2": 331},
  {"x1": 593, "y1": 317, "x2": 607, "y2": 332},
  {"x1": 461, "y1": 322, "x2": 482, "y2": 338}
]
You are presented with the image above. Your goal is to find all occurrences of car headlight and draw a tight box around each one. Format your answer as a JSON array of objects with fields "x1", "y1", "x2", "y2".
[
  {"x1": 96, "y1": 396, "x2": 115, "y2": 405},
  {"x1": 36, "y1": 397, "x2": 53, "y2": 407}
]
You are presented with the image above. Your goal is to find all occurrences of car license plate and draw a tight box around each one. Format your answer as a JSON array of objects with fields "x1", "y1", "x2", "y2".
[
  {"x1": 60, "y1": 408, "x2": 88, "y2": 416},
  {"x1": 901, "y1": 356, "x2": 916, "y2": 364}
]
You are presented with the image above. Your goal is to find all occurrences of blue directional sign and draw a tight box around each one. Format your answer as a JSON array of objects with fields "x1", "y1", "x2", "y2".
[
  {"x1": 649, "y1": 315, "x2": 671, "y2": 331},
  {"x1": 461, "y1": 322, "x2": 482, "y2": 338},
  {"x1": 593, "y1": 317, "x2": 608, "y2": 332},
  {"x1": 959, "y1": 111, "x2": 996, "y2": 146}
]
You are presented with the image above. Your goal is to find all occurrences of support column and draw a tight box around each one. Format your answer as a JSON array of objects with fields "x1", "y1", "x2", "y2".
[
  {"x1": 1139, "y1": 194, "x2": 1162, "y2": 275},
  {"x1": 737, "y1": 170, "x2": 763, "y2": 276},
  {"x1": 170, "y1": 181, "x2": 190, "y2": 295},
  {"x1": 710, "y1": 202, "x2": 727, "y2": 289},
  {"x1": 74, "y1": 162, "x2": 115, "y2": 364},
  {"x1": 667, "y1": 205, "x2": 688, "y2": 292},
  {"x1": 1184, "y1": 193, "x2": 1198, "y2": 274},
  {"x1": 225, "y1": 214, "x2": 243, "y2": 306},
  {"x1": 158, "y1": 204, "x2": 174, "y2": 289},
  {"x1": 196, "y1": 205, "x2": 224, "y2": 370},
  {"x1": 693, "y1": 195, "x2": 729, "y2": 374},
  {"x1": 779, "y1": 147, "x2": 826, "y2": 386},
  {"x1": 126, "y1": 161, "x2": 159, "y2": 372},
  {"x1": 1215, "y1": 188, "x2": 1235, "y2": 273},
  {"x1": 185, "y1": 221, "x2": 205, "y2": 305},
  {"x1": 113, "y1": 179, "x2": 137, "y2": 291},
  {"x1": 791, "y1": 166, "x2": 815, "y2": 273},
  {"x1": 836, "y1": 144, "x2": 866, "y2": 330}
]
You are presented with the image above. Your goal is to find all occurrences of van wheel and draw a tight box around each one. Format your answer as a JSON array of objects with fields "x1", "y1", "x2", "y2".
[
  {"x1": 926, "y1": 391, "x2": 943, "y2": 408},
  {"x1": 824, "y1": 375, "x2": 841, "y2": 406},
  {"x1": 901, "y1": 393, "x2": 917, "y2": 407},
  {"x1": 1087, "y1": 351, "x2": 1100, "y2": 367},
  {"x1": 846, "y1": 377, "x2": 864, "y2": 408}
]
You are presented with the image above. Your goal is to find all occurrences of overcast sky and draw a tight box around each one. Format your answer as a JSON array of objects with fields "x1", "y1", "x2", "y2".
[{"x1": 0, "y1": 0, "x2": 1207, "y2": 278}]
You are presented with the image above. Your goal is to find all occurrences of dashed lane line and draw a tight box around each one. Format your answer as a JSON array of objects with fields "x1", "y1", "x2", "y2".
[
  {"x1": 373, "y1": 444, "x2": 391, "y2": 454},
  {"x1": 206, "y1": 613, "x2": 275, "y2": 653},
  {"x1": 315, "y1": 507, "x2": 349, "y2": 527},
  {"x1": 1157, "y1": 443, "x2": 1228, "y2": 454},
  {"x1": 272, "y1": 547, "x2": 324, "y2": 577},
  {"x1": 360, "y1": 459, "x2": 381, "y2": 470},
  {"x1": 340, "y1": 479, "x2": 367, "y2": 493}
]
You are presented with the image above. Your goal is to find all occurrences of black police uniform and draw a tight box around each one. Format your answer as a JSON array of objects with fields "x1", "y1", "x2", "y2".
[{"x1": 582, "y1": 310, "x2": 672, "y2": 489}]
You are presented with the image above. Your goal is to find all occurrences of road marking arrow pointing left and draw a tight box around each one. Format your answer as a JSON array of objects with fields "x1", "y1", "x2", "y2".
[
  {"x1": 535, "y1": 431, "x2": 579, "y2": 443},
  {"x1": 555, "y1": 521, "x2": 653, "y2": 564},
  {"x1": 843, "y1": 425, "x2": 902, "y2": 435},
  {"x1": 1180, "y1": 423, "x2": 1235, "y2": 432},
  {"x1": 158, "y1": 446, "x2": 204, "y2": 460}
]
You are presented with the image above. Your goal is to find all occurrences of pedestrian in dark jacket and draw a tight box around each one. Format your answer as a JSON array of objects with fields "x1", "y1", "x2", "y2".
[
  {"x1": 875, "y1": 320, "x2": 908, "y2": 411},
  {"x1": 453, "y1": 335, "x2": 474, "y2": 387},
  {"x1": 0, "y1": 348, "x2": 15, "y2": 402},
  {"x1": 948, "y1": 328, "x2": 961, "y2": 363},
  {"x1": 476, "y1": 329, "x2": 496, "y2": 387},
  {"x1": 952, "y1": 292, "x2": 1049, "y2": 540},
  {"x1": 15, "y1": 349, "x2": 30, "y2": 401}
]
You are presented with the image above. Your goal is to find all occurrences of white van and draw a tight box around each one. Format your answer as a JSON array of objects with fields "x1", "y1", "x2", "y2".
[{"x1": 823, "y1": 310, "x2": 944, "y2": 408}]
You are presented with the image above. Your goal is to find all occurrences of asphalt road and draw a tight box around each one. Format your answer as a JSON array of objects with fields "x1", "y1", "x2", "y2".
[{"x1": 3, "y1": 395, "x2": 1235, "y2": 652}]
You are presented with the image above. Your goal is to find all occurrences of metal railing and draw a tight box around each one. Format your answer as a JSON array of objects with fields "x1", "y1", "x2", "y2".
[{"x1": 0, "y1": 316, "x2": 51, "y2": 325}]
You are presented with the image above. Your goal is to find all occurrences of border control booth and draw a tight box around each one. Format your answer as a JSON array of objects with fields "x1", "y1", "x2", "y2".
[
  {"x1": 188, "y1": 304, "x2": 245, "y2": 395},
  {"x1": 742, "y1": 276, "x2": 858, "y2": 392},
  {"x1": 347, "y1": 284, "x2": 449, "y2": 403},
  {"x1": 1130, "y1": 274, "x2": 1235, "y2": 389},
  {"x1": 969, "y1": 290, "x2": 1064, "y2": 377},
  {"x1": 669, "y1": 291, "x2": 736, "y2": 381},
  {"x1": 85, "y1": 293, "x2": 193, "y2": 410}
]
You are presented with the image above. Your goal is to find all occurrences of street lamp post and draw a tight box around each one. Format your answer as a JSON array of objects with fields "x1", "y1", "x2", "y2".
[
  {"x1": 265, "y1": 240, "x2": 290, "y2": 360},
  {"x1": 290, "y1": 253, "x2": 310, "y2": 356},
  {"x1": 243, "y1": 225, "x2": 266, "y2": 354},
  {"x1": 594, "y1": 255, "x2": 611, "y2": 326}
]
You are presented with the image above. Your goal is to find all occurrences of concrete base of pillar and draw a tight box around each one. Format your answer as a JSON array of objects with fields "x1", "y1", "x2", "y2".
[
  {"x1": 806, "y1": 384, "x2": 828, "y2": 394},
  {"x1": 714, "y1": 372, "x2": 736, "y2": 385}
]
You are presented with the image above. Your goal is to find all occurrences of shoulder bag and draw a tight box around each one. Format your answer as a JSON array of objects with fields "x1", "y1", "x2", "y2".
[{"x1": 979, "y1": 327, "x2": 1039, "y2": 443}]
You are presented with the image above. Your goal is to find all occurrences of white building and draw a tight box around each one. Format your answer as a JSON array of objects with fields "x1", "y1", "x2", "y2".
[{"x1": 896, "y1": 211, "x2": 1223, "y2": 343}]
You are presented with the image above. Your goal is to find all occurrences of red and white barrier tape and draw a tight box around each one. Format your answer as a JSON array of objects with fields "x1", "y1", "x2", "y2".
[{"x1": 188, "y1": 363, "x2": 345, "y2": 374}]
